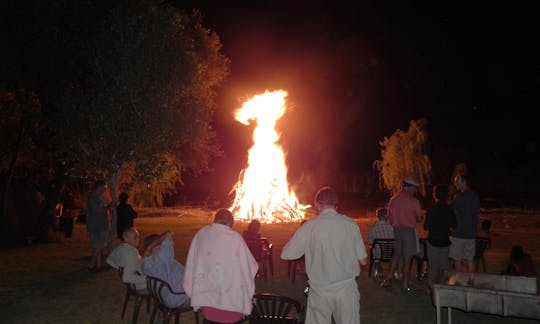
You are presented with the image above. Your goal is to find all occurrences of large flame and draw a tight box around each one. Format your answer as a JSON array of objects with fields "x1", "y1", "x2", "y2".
[{"x1": 229, "y1": 90, "x2": 309, "y2": 223}]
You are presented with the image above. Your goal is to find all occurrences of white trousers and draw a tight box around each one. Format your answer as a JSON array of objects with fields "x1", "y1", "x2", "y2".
[{"x1": 306, "y1": 281, "x2": 360, "y2": 324}]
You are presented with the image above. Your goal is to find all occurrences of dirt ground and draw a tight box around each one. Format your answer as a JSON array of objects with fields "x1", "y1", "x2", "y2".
[{"x1": 0, "y1": 206, "x2": 539, "y2": 323}]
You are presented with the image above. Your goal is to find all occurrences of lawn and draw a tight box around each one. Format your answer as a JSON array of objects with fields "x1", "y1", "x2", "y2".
[{"x1": 0, "y1": 206, "x2": 539, "y2": 324}]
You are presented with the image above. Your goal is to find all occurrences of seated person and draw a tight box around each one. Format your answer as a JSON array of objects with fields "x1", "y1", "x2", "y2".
[
  {"x1": 183, "y1": 209, "x2": 258, "y2": 323},
  {"x1": 242, "y1": 219, "x2": 263, "y2": 261},
  {"x1": 504, "y1": 245, "x2": 536, "y2": 276},
  {"x1": 106, "y1": 227, "x2": 146, "y2": 291},
  {"x1": 366, "y1": 208, "x2": 394, "y2": 259},
  {"x1": 142, "y1": 231, "x2": 190, "y2": 308}
]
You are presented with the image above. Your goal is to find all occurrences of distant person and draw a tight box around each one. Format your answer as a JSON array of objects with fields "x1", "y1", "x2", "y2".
[
  {"x1": 449, "y1": 174, "x2": 480, "y2": 273},
  {"x1": 86, "y1": 180, "x2": 111, "y2": 272},
  {"x1": 381, "y1": 179, "x2": 423, "y2": 293},
  {"x1": 477, "y1": 219, "x2": 493, "y2": 239},
  {"x1": 117, "y1": 192, "x2": 138, "y2": 240},
  {"x1": 366, "y1": 207, "x2": 394, "y2": 261},
  {"x1": 106, "y1": 227, "x2": 146, "y2": 291},
  {"x1": 184, "y1": 209, "x2": 258, "y2": 323},
  {"x1": 242, "y1": 219, "x2": 263, "y2": 261},
  {"x1": 504, "y1": 245, "x2": 536, "y2": 276},
  {"x1": 423, "y1": 185, "x2": 456, "y2": 287},
  {"x1": 142, "y1": 231, "x2": 189, "y2": 308},
  {"x1": 281, "y1": 186, "x2": 368, "y2": 324}
]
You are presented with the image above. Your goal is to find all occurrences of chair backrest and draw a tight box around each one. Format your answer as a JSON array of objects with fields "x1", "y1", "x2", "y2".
[
  {"x1": 475, "y1": 237, "x2": 491, "y2": 258},
  {"x1": 118, "y1": 267, "x2": 137, "y2": 292},
  {"x1": 146, "y1": 275, "x2": 186, "y2": 309},
  {"x1": 371, "y1": 238, "x2": 395, "y2": 262},
  {"x1": 251, "y1": 293, "x2": 304, "y2": 324}
]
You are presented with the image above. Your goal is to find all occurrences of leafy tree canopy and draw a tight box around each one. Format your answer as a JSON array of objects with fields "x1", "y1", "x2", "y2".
[{"x1": 373, "y1": 118, "x2": 432, "y2": 196}]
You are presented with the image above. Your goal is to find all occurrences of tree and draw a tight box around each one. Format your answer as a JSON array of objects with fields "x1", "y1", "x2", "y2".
[
  {"x1": 373, "y1": 118, "x2": 431, "y2": 196},
  {"x1": 46, "y1": 0, "x2": 229, "y2": 242}
]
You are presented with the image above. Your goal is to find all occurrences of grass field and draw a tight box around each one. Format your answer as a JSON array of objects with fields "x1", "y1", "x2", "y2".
[{"x1": 1, "y1": 206, "x2": 539, "y2": 323}]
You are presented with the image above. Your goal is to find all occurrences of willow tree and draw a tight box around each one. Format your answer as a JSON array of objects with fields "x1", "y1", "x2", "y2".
[
  {"x1": 373, "y1": 118, "x2": 431, "y2": 196},
  {"x1": 48, "y1": 0, "x2": 229, "y2": 243}
]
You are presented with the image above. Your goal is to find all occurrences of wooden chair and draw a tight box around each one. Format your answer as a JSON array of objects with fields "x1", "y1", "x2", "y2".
[
  {"x1": 474, "y1": 237, "x2": 492, "y2": 272},
  {"x1": 368, "y1": 238, "x2": 395, "y2": 279},
  {"x1": 250, "y1": 293, "x2": 305, "y2": 324},
  {"x1": 146, "y1": 275, "x2": 198, "y2": 324},
  {"x1": 118, "y1": 267, "x2": 151, "y2": 324}
]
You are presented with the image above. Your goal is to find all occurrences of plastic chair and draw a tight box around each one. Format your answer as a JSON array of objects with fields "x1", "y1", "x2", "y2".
[
  {"x1": 287, "y1": 257, "x2": 305, "y2": 283},
  {"x1": 413, "y1": 238, "x2": 429, "y2": 280},
  {"x1": 368, "y1": 238, "x2": 395, "y2": 279},
  {"x1": 474, "y1": 237, "x2": 492, "y2": 272},
  {"x1": 250, "y1": 293, "x2": 305, "y2": 323},
  {"x1": 146, "y1": 275, "x2": 198, "y2": 324},
  {"x1": 118, "y1": 267, "x2": 151, "y2": 324}
]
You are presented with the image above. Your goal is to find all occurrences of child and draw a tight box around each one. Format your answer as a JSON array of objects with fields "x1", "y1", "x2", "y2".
[
  {"x1": 504, "y1": 245, "x2": 536, "y2": 276},
  {"x1": 242, "y1": 219, "x2": 262, "y2": 260},
  {"x1": 116, "y1": 192, "x2": 138, "y2": 240}
]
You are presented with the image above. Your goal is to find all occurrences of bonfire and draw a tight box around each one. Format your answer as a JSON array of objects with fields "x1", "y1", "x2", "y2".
[{"x1": 229, "y1": 90, "x2": 309, "y2": 223}]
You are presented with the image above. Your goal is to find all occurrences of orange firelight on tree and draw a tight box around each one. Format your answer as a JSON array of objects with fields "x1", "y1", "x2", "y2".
[{"x1": 229, "y1": 90, "x2": 309, "y2": 223}]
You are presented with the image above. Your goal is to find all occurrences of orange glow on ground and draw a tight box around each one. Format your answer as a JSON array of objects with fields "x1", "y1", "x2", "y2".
[{"x1": 229, "y1": 90, "x2": 309, "y2": 223}]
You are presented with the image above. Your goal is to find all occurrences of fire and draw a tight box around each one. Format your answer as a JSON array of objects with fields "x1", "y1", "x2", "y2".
[{"x1": 229, "y1": 90, "x2": 309, "y2": 223}]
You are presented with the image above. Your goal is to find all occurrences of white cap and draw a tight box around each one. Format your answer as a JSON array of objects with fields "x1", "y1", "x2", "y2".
[{"x1": 403, "y1": 178, "x2": 419, "y2": 187}]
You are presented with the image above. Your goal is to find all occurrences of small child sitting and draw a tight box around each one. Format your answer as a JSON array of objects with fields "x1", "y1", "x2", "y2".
[
  {"x1": 242, "y1": 219, "x2": 262, "y2": 261},
  {"x1": 504, "y1": 245, "x2": 536, "y2": 276}
]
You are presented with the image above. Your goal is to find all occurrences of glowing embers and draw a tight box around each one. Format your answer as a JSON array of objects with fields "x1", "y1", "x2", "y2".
[{"x1": 229, "y1": 90, "x2": 309, "y2": 223}]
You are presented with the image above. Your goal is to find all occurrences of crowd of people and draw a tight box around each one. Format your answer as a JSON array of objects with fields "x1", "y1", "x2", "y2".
[{"x1": 84, "y1": 176, "x2": 535, "y2": 323}]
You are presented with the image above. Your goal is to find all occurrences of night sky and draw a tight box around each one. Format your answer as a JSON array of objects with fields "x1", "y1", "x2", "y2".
[{"x1": 174, "y1": 1, "x2": 539, "y2": 200}]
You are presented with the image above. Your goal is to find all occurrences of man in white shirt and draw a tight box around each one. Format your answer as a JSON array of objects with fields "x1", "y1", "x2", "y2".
[
  {"x1": 106, "y1": 227, "x2": 146, "y2": 291},
  {"x1": 281, "y1": 186, "x2": 368, "y2": 324}
]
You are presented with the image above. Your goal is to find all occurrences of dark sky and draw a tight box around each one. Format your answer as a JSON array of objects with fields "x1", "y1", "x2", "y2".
[{"x1": 174, "y1": 1, "x2": 539, "y2": 199}]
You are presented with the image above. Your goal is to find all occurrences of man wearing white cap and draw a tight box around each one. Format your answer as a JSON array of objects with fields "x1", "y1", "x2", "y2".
[{"x1": 381, "y1": 179, "x2": 423, "y2": 293}]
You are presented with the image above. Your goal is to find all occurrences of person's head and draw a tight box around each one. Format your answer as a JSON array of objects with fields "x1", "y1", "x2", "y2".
[
  {"x1": 119, "y1": 192, "x2": 129, "y2": 203},
  {"x1": 454, "y1": 174, "x2": 469, "y2": 192},
  {"x1": 122, "y1": 227, "x2": 140, "y2": 247},
  {"x1": 213, "y1": 208, "x2": 234, "y2": 227},
  {"x1": 143, "y1": 234, "x2": 161, "y2": 256},
  {"x1": 510, "y1": 245, "x2": 525, "y2": 261},
  {"x1": 314, "y1": 186, "x2": 338, "y2": 211},
  {"x1": 93, "y1": 180, "x2": 107, "y2": 195},
  {"x1": 481, "y1": 219, "x2": 492, "y2": 232},
  {"x1": 433, "y1": 184, "x2": 448, "y2": 202},
  {"x1": 402, "y1": 178, "x2": 419, "y2": 194},
  {"x1": 247, "y1": 219, "x2": 261, "y2": 234},
  {"x1": 376, "y1": 208, "x2": 387, "y2": 220}
]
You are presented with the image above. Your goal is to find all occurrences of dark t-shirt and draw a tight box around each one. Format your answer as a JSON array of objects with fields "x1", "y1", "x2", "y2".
[
  {"x1": 424, "y1": 201, "x2": 457, "y2": 247},
  {"x1": 451, "y1": 190, "x2": 480, "y2": 239}
]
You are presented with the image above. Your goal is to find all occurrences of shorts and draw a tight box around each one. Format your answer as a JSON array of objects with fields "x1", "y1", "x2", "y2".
[
  {"x1": 449, "y1": 237, "x2": 475, "y2": 261},
  {"x1": 89, "y1": 230, "x2": 108, "y2": 249},
  {"x1": 393, "y1": 227, "x2": 418, "y2": 256}
]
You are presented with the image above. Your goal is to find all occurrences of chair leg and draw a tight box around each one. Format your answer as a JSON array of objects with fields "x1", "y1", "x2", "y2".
[
  {"x1": 132, "y1": 296, "x2": 142, "y2": 324},
  {"x1": 268, "y1": 252, "x2": 274, "y2": 277},
  {"x1": 163, "y1": 312, "x2": 171, "y2": 324},
  {"x1": 194, "y1": 311, "x2": 200, "y2": 324},
  {"x1": 121, "y1": 291, "x2": 130, "y2": 319},
  {"x1": 150, "y1": 303, "x2": 158, "y2": 324},
  {"x1": 262, "y1": 260, "x2": 267, "y2": 280},
  {"x1": 174, "y1": 313, "x2": 180, "y2": 324},
  {"x1": 146, "y1": 296, "x2": 151, "y2": 313}
]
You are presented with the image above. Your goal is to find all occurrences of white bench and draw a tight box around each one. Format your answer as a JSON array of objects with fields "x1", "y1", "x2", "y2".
[{"x1": 432, "y1": 271, "x2": 540, "y2": 323}]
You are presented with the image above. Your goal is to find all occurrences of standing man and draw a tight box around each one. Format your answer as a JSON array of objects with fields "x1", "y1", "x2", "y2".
[
  {"x1": 183, "y1": 209, "x2": 258, "y2": 323},
  {"x1": 86, "y1": 180, "x2": 111, "y2": 272},
  {"x1": 449, "y1": 174, "x2": 480, "y2": 273},
  {"x1": 381, "y1": 179, "x2": 423, "y2": 292},
  {"x1": 281, "y1": 186, "x2": 368, "y2": 324},
  {"x1": 106, "y1": 227, "x2": 147, "y2": 291}
]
